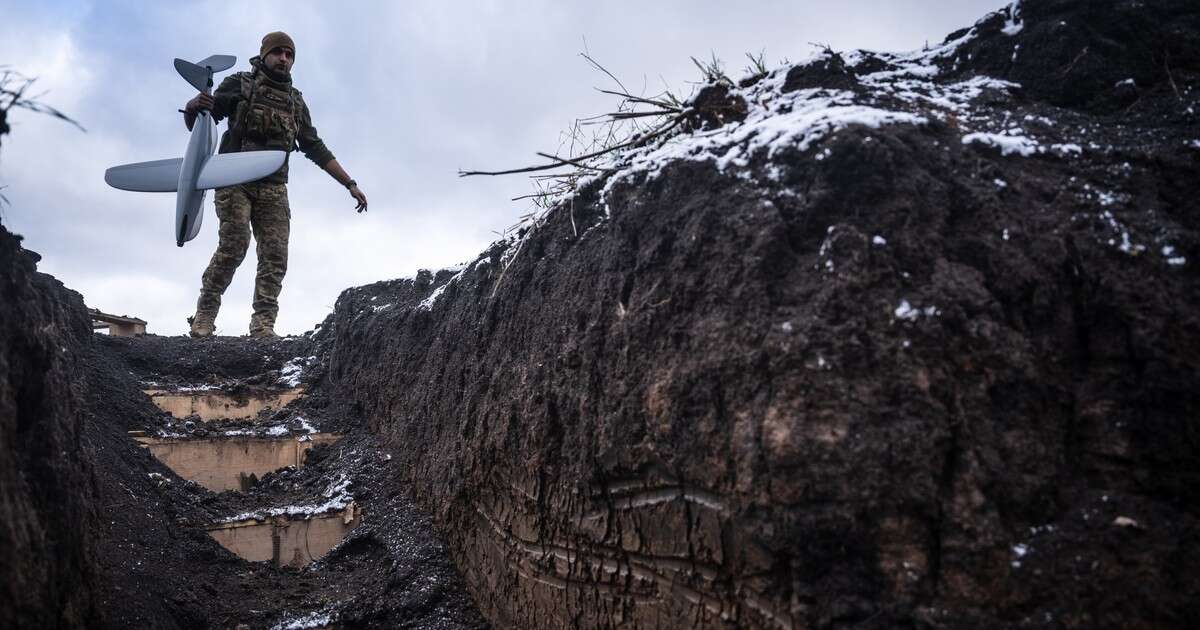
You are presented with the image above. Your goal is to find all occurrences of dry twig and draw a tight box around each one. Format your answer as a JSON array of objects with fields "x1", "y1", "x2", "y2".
[{"x1": 0, "y1": 69, "x2": 85, "y2": 148}]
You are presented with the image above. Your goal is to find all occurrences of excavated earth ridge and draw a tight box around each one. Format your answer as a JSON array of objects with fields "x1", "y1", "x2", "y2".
[{"x1": 2, "y1": 1, "x2": 1200, "y2": 628}]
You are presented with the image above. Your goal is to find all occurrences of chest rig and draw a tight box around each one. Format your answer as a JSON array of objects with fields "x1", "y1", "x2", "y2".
[{"x1": 234, "y1": 70, "x2": 299, "y2": 153}]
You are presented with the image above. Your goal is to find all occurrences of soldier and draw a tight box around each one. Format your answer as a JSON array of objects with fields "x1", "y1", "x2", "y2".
[{"x1": 181, "y1": 31, "x2": 367, "y2": 338}]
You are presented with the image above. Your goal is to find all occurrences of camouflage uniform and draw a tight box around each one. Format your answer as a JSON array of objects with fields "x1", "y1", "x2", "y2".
[
  {"x1": 196, "y1": 182, "x2": 290, "y2": 335},
  {"x1": 190, "y1": 57, "x2": 334, "y2": 337}
]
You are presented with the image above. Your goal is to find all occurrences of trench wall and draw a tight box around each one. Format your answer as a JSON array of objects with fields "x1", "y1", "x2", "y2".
[
  {"x1": 325, "y1": 116, "x2": 1200, "y2": 626},
  {"x1": 0, "y1": 226, "x2": 98, "y2": 628}
]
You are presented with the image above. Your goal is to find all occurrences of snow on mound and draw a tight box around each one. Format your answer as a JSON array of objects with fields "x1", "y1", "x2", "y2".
[
  {"x1": 279, "y1": 355, "x2": 316, "y2": 387},
  {"x1": 595, "y1": 79, "x2": 927, "y2": 196},
  {"x1": 377, "y1": 0, "x2": 1184, "y2": 313},
  {"x1": 222, "y1": 474, "x2": 353, "y2": 523}
]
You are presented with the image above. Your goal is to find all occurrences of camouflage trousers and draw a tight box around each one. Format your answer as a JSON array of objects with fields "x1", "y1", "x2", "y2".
[{"x1": 193, "y1": 181, "x2": 290, "y2": 334}]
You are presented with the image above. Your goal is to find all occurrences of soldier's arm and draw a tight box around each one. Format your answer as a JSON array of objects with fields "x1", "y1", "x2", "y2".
[
  {"x1": 295, "y1": 99, "x2": 367, "y2": 212},
  {"x1": 323, "y1": 158, "x2": 368, "y2": 212},
  {"x1": 294, "y1": 98, "x2": 335, "y2": 167},
  {"x1": 209, "y1": 75, "x2": 243, "y2": 122}
]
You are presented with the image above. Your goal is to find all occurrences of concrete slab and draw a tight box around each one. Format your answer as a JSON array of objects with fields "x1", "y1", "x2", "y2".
[
  {"x1": 144, "y1": 387, "x2": 305, "y2": 422},
  {"x1": 135, "y1": 433, "x2": 340, "y2": 491},
  {"x1": 206, "y1": 504, "x2": 361, "y2": 567}
]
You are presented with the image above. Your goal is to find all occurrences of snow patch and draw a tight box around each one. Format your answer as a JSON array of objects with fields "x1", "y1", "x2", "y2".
[
  {"x1": 416, "y1": 263, "x2": 475, "y2": 311},
  {"x1": 1050, "y1": 143, "x2": 1082, "y2": 155},
  {"x1": 417, "y1": 282, "x2": 450, "y2": 311},
  {"x1": 271, "y1": 610, "x2": 334, "y2": 630},
  {"x1": 1001, "y1": 3, "x2": 1024, "y2": 36},
  {"x1": 1099, "y1": 210, "x2": 1146, "y2": 256},
  {"x1": 962, "y1": 131, "x2": 1039, "y2": 156},
  {"x1": 894, "y1": 299, "x2": 940, "y2": 322},
  {"x1": 223, "y1": 474, "x2": 353, "y2": 523},
  {"x1": 280, "y1": 356, "x2": 316, "y2": 387},
  {"x1": 296, "y1": 416, "x2": 318, "y2": 434}
]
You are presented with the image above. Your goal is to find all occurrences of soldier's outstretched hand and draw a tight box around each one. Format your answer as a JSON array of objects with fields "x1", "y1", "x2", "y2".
[{"x1": 349, "y1": 185, "x2": 368, "y2": 213}]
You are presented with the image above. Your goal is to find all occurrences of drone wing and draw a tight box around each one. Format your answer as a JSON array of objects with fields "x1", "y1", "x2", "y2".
[
  {"x1": 195, "y1": 151, "x2": 287, "y2": 190},
  {"x1": 104, "y1": 158, "x2": 182, "y2": 192}
]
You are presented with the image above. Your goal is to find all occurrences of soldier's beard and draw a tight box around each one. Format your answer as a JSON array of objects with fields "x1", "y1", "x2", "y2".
[{"x1": 262, "y1": 64, "x2": 291, "y2": 83}]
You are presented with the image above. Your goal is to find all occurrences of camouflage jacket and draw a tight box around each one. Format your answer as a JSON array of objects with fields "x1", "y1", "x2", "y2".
[{"x1": 209, "y1": 57, "x2": 334, "y2": 184}]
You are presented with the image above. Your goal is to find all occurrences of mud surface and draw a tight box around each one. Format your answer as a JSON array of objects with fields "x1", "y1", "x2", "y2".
[{"x1": 318, "y1": 2, "x2": 1200, "y2": 628}]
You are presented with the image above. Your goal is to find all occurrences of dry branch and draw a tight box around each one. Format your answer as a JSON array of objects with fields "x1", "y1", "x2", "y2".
[{"x1": 0, "y1": 69, "x2": 86, "y2": 147}]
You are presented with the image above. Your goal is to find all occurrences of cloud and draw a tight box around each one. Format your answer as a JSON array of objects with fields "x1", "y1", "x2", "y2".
[{"x1": 1, "y1": 0, "x2": 1010, "y2": 335}]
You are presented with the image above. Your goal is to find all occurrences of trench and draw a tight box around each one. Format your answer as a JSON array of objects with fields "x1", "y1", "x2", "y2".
[{"x1": 134, "y1": 386, "x2": 358, "y2": 567}]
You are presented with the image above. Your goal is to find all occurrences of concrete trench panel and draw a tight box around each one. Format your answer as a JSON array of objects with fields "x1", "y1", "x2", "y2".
[
  {"x1": 206, "y1": 504, "x2": 361, "y2": 567},
  {"x1": 134, "y1": 433, "x2": 340, "y2": 491},
  {"x1": 144, "y1": 387, "x2": 305, "y2": 422}
]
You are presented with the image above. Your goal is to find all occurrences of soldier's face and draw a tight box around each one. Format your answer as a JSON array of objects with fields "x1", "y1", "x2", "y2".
[{"x1": 264, "y1": 47, "x2": 294, "y2": 74}]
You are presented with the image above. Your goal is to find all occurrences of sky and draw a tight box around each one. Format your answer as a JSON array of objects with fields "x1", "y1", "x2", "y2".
[{"x1": 0, "y1": 0, "x2": 1008, "y2": 335}]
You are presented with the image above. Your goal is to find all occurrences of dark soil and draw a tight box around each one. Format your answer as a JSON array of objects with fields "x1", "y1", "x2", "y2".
[
  {"x1": 0, "y1": 226, "x2": 98, "y2": 628},
  {"x1": 98, "y1": 332, "x2": 316, "y2": 386},
  {"x1": 82, "y1": 335, "x2": 487, "y2": 629},
  {"x1": 939, "y1": 0, "x2": 1200, "y2": 112},
  {"x1": 315, "y1": 2, "x2": 1200, "y2": 628}
]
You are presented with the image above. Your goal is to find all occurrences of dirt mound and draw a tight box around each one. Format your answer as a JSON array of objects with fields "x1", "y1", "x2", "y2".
[
  {"x1": 938, "y1": 0, "x2": 1200, "y2": 112},
  {"x1": 99, "y1": 332, "x2": 316, "y2": 387},
  {"x1": 317, "y1": 1, "x2": 1200, "y2": 628}
]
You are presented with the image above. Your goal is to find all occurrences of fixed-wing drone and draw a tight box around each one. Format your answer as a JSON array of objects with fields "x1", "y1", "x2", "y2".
[{"x1": 104, "y1": 55, "x2": 286, "y2": 247}]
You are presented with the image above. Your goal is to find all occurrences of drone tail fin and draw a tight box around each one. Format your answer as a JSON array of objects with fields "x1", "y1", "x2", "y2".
[
  {"x1": 174, "y1": 55, "x2": 235, "y2": 93},
  {"x1": 174, "y1": 59, "x2": 210, "y2": 92}
]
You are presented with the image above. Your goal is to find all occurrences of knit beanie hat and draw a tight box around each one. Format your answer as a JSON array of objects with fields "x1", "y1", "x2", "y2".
[{"x1": 260, "y1": 31, "x2": 295, "y2": 57}]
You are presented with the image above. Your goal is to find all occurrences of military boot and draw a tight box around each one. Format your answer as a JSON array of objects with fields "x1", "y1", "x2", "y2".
[
  {"x1": 188, "y1": 313, "x2": 215, "y2": 337},
  {"x1": 189, "y1": 291, "x2": 220, "y2": 338},
  {"x1": 248, "y1": 312, "x2": 278, "y2": 339}
]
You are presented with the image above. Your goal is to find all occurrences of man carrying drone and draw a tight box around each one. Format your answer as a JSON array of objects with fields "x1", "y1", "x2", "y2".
[{"x1": 182, "y1": 31, "x2": 367, "y2": 338}]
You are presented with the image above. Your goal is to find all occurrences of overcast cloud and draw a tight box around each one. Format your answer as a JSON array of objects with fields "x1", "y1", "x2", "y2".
[{"x1": 1, "y1": 0, "x2": 1007, "y2": 335}]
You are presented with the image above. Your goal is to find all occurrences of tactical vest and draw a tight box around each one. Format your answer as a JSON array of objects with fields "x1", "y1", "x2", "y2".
[{"x1": 231, "y1": 70, "x2": 299, "y2": 153}]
